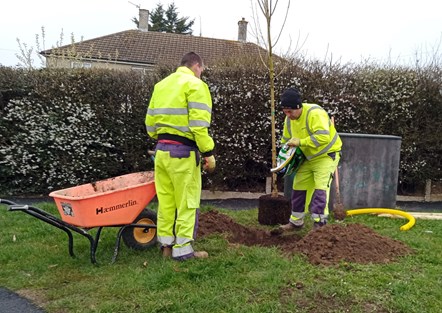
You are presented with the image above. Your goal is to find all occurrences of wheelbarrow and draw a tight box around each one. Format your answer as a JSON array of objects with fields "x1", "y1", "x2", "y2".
[{"x1": 0, "y1": 171, "x2": 158, "y2": 264}]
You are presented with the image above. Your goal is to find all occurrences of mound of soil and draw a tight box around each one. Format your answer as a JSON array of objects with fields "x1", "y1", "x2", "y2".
[{"x1": 198, "y1": 210, "x2": 413, "y2": 266}]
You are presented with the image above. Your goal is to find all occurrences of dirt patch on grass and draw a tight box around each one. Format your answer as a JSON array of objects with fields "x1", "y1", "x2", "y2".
[
  {"x1": 198, "y1": 210, "x2": 413, "y2": 266},
  {"x1": 16, "y1": 288, "x2": 48, "y2": 311}
]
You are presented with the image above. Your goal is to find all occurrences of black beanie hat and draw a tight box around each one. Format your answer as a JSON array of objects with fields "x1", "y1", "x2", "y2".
[{"x1": 280, "y1": 87, "x2": 302, "y2": 109}]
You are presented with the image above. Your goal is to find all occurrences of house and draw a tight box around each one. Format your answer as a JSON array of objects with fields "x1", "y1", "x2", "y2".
[{"x1": 40, "y1": 9, "x2": 267, "y2": 71}]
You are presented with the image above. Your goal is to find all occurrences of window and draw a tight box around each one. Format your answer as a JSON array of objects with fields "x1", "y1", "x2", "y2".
[
  {"x1": 71, "y1": 61, "x2": 92, "y2": 69},
  {"x1": 131, "y1": 67, "x2": 146, "y2": 74}
]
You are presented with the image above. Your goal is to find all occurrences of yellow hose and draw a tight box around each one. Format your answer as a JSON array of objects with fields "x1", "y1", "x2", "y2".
[{"x1": 346, "y1": 208, "x2": 416, "y2": 231}]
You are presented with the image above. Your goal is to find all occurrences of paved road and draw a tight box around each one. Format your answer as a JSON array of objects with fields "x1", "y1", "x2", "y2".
[
  {"x1": 396, "y1": 201, "x2": 442, "y2": 212},
  {"x1": 0, "y1": 288, "x2": 45, "y2": 313}
]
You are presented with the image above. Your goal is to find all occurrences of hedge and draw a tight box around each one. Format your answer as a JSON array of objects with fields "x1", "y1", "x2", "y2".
[{"x1": 0, "y1": 58, "x2": 440, "y2": 196}]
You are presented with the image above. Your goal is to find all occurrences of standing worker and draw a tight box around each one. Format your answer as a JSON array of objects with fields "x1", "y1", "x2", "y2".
[
  {"x1": 145, "y1": 52, "x2": 216, "y2": 260},
  {"x1": 278, "y1": 87, "x2": 342, "y2": 230}
]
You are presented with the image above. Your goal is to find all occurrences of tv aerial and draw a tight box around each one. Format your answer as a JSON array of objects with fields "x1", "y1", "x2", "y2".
[{"x1": 128, "y1": 1, "x2": 141, "y2": 9}]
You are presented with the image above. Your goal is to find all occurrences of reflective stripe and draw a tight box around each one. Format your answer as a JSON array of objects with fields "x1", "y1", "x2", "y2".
[
  {"x1": 289, "y1": 212, "x2": 305, "y2": 226},
  {"x1": 176, "y1": 237, "x2": 193, "y2": 245},
  {"x1": 148, "y1": 108, "x2": 188, "y2": 115},
  {"x1": 306, "y1": 132, "x2": 338, "y2": 160},
  {"x1": 288, "y1": 217, "x2": 304, "y2": 226},
  {"x1": 315, "y1": 130, "x2": 330, "y2": 135},
  {"x1": 157, "y1": 235, "x2": 175, "y2": 246},
  {"x1": 309, "y1": 128, "x2": 333, "y2": 146},
  {"x1": 146, "y1": 125, "x2": 156, "y2": 132},
  {"x1": 305, "y1": 106, "x2": 322, "y2": 137},
  {"x1": 189, "y1": 101, "x2": 212, "y2": 113},
  {"x1": 286, "y1": 116, "x2": 292, "y2": 138},
  {"x1": 290, "y1": 212, "x2": 305, "y2": 220},
  {"x1": 304, "y1": 105, "x2": 335, "y2": 158},
  {"x1": 311, "y1": 213, "x2": 328, "y2": 223},
  {"x1": 189, "y1": 120, "x2": 210, "y2": 127},
  {"x1": 172, "y1": 243, "x2": 194, "y2": 258},
  {"x1": 282, "y1": 135, "x2": 291, "y2": 142},
  {"x1": 310, "y1": 134, "x2": 321, "y2": 147}
]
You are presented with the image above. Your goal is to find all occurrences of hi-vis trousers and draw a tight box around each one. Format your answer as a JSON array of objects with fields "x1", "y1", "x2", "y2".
[
  {"x1": 154, "y1": 143, "x2": 201, "y2": 260},
  {"x1": 289, "y1": 152, "x2": 340, "y2": 224}
]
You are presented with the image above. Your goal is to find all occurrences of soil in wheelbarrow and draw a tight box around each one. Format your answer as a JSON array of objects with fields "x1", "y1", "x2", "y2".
[{"x1": 197, "y1": 210, "x2": 413, "y2": 266}]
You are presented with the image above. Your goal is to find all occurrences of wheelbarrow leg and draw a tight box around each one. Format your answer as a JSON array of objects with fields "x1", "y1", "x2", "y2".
[
  {"x1": 89, "y1": 227, "x2": 104, "y2": 265},
  {"x1": 112, "y1": 225, "x2": 128, "y2": 264},
  {"x1": 65, "y1": 229, "x2": 75, "y2": 258},
  {"x1": 7, "y1": 203, "x2": 77, "y2": 258}
]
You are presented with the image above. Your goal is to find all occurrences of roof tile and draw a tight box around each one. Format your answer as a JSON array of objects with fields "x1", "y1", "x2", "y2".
[{"x1": 41, "y1": 30, "x2": 267, "y2": 66}]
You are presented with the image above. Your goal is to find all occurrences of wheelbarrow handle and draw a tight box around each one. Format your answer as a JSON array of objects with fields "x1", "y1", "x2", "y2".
[
  {"x1": 0, "y1": 199, "x2": 16, "y2": 206},
  {"x1": 8, "y1": 204, "x2": 30, "y2": 211}
]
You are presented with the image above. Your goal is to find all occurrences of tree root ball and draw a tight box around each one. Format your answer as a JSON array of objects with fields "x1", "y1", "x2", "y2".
[{"x1": 258, "y1": 194, "x2": 291, "y2": 225}]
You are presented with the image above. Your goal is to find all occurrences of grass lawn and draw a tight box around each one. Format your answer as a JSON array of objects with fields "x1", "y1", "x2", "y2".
[{"x1": 1, "y1": 201, "x2": 441, "y2": 313}]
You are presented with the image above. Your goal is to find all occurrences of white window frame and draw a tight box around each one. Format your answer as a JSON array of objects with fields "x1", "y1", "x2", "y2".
[{"x1": 71, "y1": 61, "x2": 92, "y2": 69}]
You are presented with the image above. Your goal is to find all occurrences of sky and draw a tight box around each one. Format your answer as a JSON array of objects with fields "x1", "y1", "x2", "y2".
[{"x1": 0, "y1": 0, "x2": 441, "y2": 67}]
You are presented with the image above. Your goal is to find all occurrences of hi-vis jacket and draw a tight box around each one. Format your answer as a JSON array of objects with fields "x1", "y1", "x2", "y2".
[
  {"x1": 145, "y1": 66, "x2": 214, "y2": 155},
  {"x1": 281, "y1": 103, "x2": 342, "y2": 160}
]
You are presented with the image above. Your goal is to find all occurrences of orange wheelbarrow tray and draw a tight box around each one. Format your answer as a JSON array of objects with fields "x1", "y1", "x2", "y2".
[{"x1": 1, "y1": 171, "x2": 157, "y2": 264}]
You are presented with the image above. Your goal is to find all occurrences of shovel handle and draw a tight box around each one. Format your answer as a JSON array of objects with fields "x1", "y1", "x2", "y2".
[{"x1": 334, "y1": 167, "x2": 341, "y2": 200}]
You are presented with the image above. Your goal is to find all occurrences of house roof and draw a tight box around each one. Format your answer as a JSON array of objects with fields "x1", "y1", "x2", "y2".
[{"x1": 40, "y1": 29, "x2": 268, "y2": 66}]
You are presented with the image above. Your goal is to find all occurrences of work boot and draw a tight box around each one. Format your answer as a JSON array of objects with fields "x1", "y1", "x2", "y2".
[
  {"x1": 313, "y1": 221, "x2": 326, "y2": 230},
  {"x1": 280, "y1": 220, "x2": 304, "y2": 232},
  {"x1": 193, "y1": 251, "x2": 209, "y2": 259},
  {"x1": 161, "y1": 245, "x2": 172, "y2": 258},
  {"x1": 173, "y1": 250, "x2": 209, "y2": 261}
]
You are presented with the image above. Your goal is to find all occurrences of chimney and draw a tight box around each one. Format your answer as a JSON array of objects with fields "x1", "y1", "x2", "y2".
[
  {"x1": 237, "y1": 17, "x2": 248, "y2": 43},
  {"x1": 139, "y1": 9, "x2": 149, "y2": 32}
]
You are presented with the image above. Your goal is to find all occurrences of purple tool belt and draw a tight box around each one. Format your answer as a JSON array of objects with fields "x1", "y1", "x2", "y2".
[{"x1": 156, "y1": 142, "x2": 200, "y2": 166}]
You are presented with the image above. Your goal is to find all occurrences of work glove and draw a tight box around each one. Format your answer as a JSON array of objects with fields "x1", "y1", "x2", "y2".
[
  {"x1": 287, "y1": 138, "x2": 301, "y2": 147},
  {"x1": 203, "y1": 155, "x2": 216, "y2": 173}
]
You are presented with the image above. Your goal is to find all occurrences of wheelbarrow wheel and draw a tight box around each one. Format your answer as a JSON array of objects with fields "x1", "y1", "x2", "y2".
[{"x1": 122, "y1": 208, "x2": 157, "y2": 250}]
